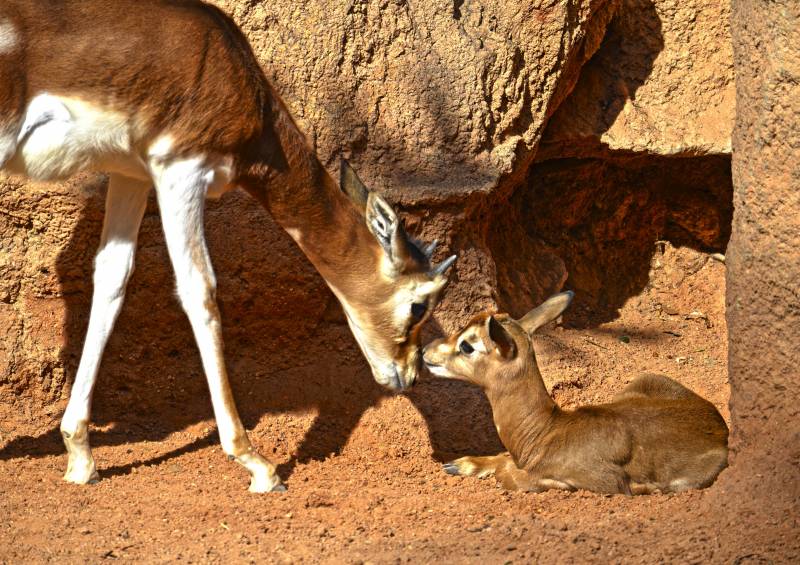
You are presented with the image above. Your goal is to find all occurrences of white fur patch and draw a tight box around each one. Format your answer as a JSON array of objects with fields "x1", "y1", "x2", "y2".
[
  {"x1": 426, "y1": 364, "x2": 453, "y2": 378},
  {"x1": 668, "y1": 478, "x2": 694, "y2": 492},
  {"x1": 284, "y1": 227, "x2": 302, "y2": 243},
  {"x1": 10, "y1": 93, "x2": 145, "y2": 180},
  {"x1": 538, "y1": 478, "x2": 575, "y2": 491},
  {"x1": 0, "y1": 19, "x2": 19, "y2": 54},
  {"x1": 148, "y1": 137, "x2": 233, "y2": 199},
  {"x1": 459, "y1": 329, "x2": 487, "y2": 354},
  {"x1": 390, "y1": 279, "x2": 444, "y2": 336},
  {"x1": 147, "y1": 135, "x2": 174, "y2": 162},
  {"x1": 205, "y1": 155, "x2": 234, "y2": 199}
]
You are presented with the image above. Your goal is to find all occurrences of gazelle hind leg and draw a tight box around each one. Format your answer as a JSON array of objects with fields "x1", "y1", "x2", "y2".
[
  {"x1": 61, "y1": 174, "x2": 150, "y2": 484},
  {"x1": 152, "y1": 156, "x2": 282, "y2": 493}
]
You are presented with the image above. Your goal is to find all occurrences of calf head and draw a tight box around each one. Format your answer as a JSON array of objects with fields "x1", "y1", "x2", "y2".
[{"x1": 422, "y1": 291, "x2": 574, "y2": 388}]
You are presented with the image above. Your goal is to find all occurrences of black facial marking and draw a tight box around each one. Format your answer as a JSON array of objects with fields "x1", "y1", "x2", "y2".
[{"x1": 411, "y1": 302, "x2": 428, "y2": 323}]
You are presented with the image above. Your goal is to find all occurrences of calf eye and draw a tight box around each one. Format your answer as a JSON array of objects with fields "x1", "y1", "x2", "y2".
[
  {"x1": 459, "y1": 340, "x2": 474, "y2": 354},
  {"x1": 411, "y1": 302, "x2": 428, "y2": 322}
]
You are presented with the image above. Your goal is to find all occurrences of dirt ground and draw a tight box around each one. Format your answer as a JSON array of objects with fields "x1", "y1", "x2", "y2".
[{"x1": 0, "y1": 244, "x2": 797, "y2": 563}]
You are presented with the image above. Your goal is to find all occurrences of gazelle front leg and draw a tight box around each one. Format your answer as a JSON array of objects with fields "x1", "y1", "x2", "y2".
[
  {"x1": 61, "y1": 174, "x2": 150, "y2": 484},
  {"x1": 443, "y1": 453, "x2": 514, "y2": 479},
  {"x1": 444, "y1": 453, "x2": 540, "y2": 490},
  {"x1": 152, "y1": 157, "x2": 282, "y2": 493}
]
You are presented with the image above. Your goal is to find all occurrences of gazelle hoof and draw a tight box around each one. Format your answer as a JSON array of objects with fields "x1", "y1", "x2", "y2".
[
  {"x1": 442, "y1": 457, "x2": 486, "y2": 477},
  {"x1": 443, "y1": 462, "x2": 462, "y2": 476},
  {"x1": 63, "y1": 467, "x2": 100, "y2": 485},
  {"x1": 248, "y1": 477, "x2": 286, "y2": 494}
]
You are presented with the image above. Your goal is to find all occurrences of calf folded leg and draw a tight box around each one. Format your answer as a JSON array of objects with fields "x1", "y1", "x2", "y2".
[
  {"x1": 443, "y1": 453, "x2": 514, "y2": 479},
  {"x1": 443, "y1": 453, "x2": 544, "y2": 491}
]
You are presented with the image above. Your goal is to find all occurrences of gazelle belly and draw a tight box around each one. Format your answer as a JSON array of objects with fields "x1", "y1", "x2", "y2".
[{"x1": 6, "y1": 93, "x2": 149, "y2": 182}]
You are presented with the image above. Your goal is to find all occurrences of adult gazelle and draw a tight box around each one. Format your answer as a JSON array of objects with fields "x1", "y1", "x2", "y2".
[{"x1": 0, "y1": 0, "x2": 455, "y2": 492}]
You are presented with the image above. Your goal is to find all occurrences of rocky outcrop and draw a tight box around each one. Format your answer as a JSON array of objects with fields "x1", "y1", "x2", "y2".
[
  {"x1": 539, "y1": 0, "x2": 734, "y2": 160},
  {"x1": 491, "y1": 154, "x2": 732, "y2": 322},
  {"x1": 1, "y1": 0, "x2": 619, "y2": 408},
  {"x1": 215, "y1": 0, "x2": 617, "y2": 201},
  {"x1": 724, "y1": 0, "x2": 800, "y2": 515},
  {"x1": 489, "y1": 0, "x2": 735, "y2": 320}
]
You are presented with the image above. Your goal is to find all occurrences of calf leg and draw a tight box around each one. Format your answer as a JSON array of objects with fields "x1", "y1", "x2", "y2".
[
  {"x1": 443, "y1": 453, "x2": 515, "y2": 479},
  {"x1": 443, "y1": 453, "x2": 544, "y2": 491},
  {"x1": 444, "y1": 454, "x2": 630, "y2": 493},
  {"x1": 61, "y1": 174, "x2": 150, "y2": 484}
]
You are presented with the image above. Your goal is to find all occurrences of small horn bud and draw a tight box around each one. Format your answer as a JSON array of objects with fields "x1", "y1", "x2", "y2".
[
  {"x1": 423, "y1": 239, "x2": 438, "y2": 258},
  {"x1": 431, "y1": 254, "x2": 457, "y2": 277}
]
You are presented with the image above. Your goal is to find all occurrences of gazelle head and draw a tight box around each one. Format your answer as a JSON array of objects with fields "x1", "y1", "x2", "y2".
[
  {"x1": 338, "y1": 160, "x2": 456, "y2": 392},
  {"x1": 422, "y1": 291, "x2": 574, "y2": 388}
]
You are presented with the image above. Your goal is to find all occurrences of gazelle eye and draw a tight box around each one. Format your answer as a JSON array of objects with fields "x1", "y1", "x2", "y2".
[
  {"x1": 411, "y1": 302, "x2": 428, "y2": 322},
  {"x1": 459, "y1": 340, "x2": 474, "y2": 354}
]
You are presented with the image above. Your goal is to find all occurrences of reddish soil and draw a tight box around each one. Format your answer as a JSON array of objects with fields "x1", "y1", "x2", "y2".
[{"x1": 0, "y1": 245, "x2": 796, "y2": 563}]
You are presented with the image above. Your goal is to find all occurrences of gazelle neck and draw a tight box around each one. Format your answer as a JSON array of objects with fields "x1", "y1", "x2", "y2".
[
  {"x1": 240, "y1": 97, "x2": 381, "y2": 292},
  {"x1": 487, "y1": 354, "x2": 558, "y2": 464}
]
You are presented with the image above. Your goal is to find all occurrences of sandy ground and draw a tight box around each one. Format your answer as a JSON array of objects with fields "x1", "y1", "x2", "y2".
[{"x1": 0, "y1": 246, "x2": 797, "y2": 563}]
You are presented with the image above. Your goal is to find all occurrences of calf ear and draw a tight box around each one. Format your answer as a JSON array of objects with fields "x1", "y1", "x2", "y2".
[
  {"x1": 518, "y1": 291, "x2": 574, "y2": 334},
  {"x1": 486, "y1": 316, "x2": 517, "y2": 359},
  {"x1": 340, "y1": 157, "x2": 370, "y2": 212}
]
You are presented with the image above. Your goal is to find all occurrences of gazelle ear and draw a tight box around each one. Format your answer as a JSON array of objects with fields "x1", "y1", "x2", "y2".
[
  {"x1": 340, "y1": 157, "x2": 370, "y2": 212},
  {"x1": 518, "y1": 291, "x2": 574, "y2": 334},
  {"x1": 365, "y1": 192, "x2": 410, "y2": 272},
  {"x1": 486, "y1": 316, "x2": 517, "y2": 359}
]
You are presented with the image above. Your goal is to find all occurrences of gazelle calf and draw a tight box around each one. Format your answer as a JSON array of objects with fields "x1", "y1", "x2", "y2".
[
  {"x1": 423, "y1": 292, "x2": 729, "y2": 494},
  {"x1": 0, "y1": 0, "x2": 455, "y2": 492}
]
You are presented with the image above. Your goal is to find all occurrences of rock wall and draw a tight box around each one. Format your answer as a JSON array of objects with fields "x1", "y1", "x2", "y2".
[
  {"x1": 492, "y1": 154, "x2": 732, "y2": 323},
  {"x1": 214, "y1": 0, "x2": 616, "y2": 200},
  {"x1": 0, "y1": 0, "x2": 736, "y2": 422},
  {"x1": 490, "y1": 0, "x2": 734, "y2": 320},
  {"x1": 1, "y1": 0, "x2": 622, "y2": 410},
  {"x1": 724, "y1": 0, "x2": 800, "y2": 517},
  {"x1": 539, "y1": 0, "x2": 734, "y2": 160}
]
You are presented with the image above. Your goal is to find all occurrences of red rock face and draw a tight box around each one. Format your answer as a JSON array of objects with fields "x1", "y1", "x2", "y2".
[
  {"x1": 0, "y1": 0, "x2": 798, "y2": 560},
  {"x1": 1, "y1": 0, "x2": 624, "y2": 409},
  {"x1": 725, "y1": 0, "x2": 800, "y2": 513},
  {"x1": 493, "y1": 154, "x2": 733, "y2": 324}
]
